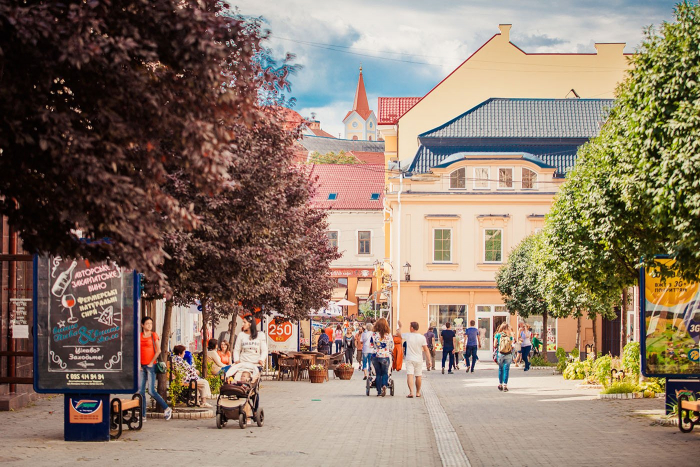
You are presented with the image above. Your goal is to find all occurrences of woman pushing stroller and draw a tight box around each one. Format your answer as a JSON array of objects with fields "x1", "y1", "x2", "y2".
[{"x1": 232, "y1": 315, "x2": 268, "y2": 408}]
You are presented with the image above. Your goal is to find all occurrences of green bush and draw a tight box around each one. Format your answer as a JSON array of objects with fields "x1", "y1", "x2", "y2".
[
  {"x1": 563, "y1": 360, "x2": 585, "y2": 380},
  {"x1": 622, "y1": 341, "x2": 640, "y2": 382},
  {"x1": 556, "y1": 347, "x2": 567, "y2": 372},
  {"x1": 570, "y1": 347, "x2": 580, "y2": 360},
  {"x1": 593, "y1": 354, "x2": 613, "y2": 387},
  {"x1": 529, "y1": 355, "x2": 553, "y2": 367},
  {"x1": 601, "y1": 381, "x2": 637, "y2": 394}
]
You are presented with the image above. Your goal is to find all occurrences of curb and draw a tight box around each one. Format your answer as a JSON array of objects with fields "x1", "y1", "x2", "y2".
[
  {"x1": 651, "y1": 417, "x2": 678, "y2": 427},
  {"x1": 147, "y1": 408, "x2": 214, "y2": 420},
  {"x1": 598, "y1": 392, "x2": 663, "y2": 400}
]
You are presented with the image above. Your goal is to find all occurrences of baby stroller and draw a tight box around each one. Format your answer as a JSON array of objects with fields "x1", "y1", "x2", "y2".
[
  {"x1": 365, "y1": 357, "x2": 395, "y2": 397},
  {"x1": 215, "y1": 368, "x2": 264, "y2": 429}
]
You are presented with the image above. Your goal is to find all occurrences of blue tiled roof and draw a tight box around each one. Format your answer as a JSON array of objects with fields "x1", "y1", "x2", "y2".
[
  {"x1": 420, "y1": 98, "x2": 614, "y2": 139},
  {"x1": 408, "y1": 143, "x2": 580, "y2": 175},
  {"x1": 408, "y1": 97, "x2": 613, "y2": 176}
]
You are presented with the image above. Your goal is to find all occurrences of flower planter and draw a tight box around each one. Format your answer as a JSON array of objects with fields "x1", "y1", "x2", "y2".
[
  {"x1": 337, "y1": 368, "x2": 354, "y2": 380},
  {"x1": 309, "y1": 369, "x2": 326, "y2": 383}
]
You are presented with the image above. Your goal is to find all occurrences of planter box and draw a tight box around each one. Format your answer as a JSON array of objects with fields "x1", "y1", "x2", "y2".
[
  {"x1": 309, "y1": 370, "x2": 326, "y2": 384},
  {"x1": 337, "y1": 369, "x2": 354, "y2": 380}
]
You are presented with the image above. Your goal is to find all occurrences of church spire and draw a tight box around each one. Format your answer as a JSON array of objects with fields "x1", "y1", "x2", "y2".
[{"x1": 352, "y1": 65, "x2": 372, "y2": 120}]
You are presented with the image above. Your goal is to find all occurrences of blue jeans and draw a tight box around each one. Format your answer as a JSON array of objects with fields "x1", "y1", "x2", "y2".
[
  {"x1": 139, "y1": 364, "x2": 169, "y2": 416},
  {"x1": 497, "y1": 353, "x2": 513, "y2": 384},
  {"x1": 521, "y1": 345, "x2": 532, "y2": 370},
  {"x1": 372, "y1": 356, "x2": 390, "y2": 394},
  {"x1": 465, "y1": 345, "x2": 478, "y2": 371},
  {"x1": 442, "y1": 348, "x2": 454, "y2": 371},
  {"x1": 362, "y1": 352, "x2": 374, "y2": 371}
]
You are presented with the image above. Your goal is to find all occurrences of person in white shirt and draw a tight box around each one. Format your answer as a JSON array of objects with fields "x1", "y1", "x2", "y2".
[
  {"x1": 233, "y1": 315, "x2": 267, "y2": 409},
  {"x1": 398, "y1": 321, "x2": 432, "y2": 398}
]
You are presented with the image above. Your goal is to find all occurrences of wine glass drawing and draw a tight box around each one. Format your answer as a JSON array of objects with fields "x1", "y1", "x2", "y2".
[{"x1": 62, "y1": 294, "x2": 77, "y2": 324}]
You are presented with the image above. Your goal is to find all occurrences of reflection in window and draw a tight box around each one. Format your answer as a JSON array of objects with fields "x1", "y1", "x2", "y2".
[
  {"x1": 429, "y1": 305, "x2": 467, "y2": 333},
  {"x1": 450, "y1": 168, "x2": 466, "y2": 189},
  {"x1": 326, "y1": 231, "x2": 338, "y2": 249},
  {"x1": 474, "y1": 167, "x2": 489, "y2": 189},
  {"x1": 484, "y1": 229, "x2": 502, "y2": 262},
  {"x1": 522, "y1": 168, "x2": 537, "y2": 189},
  {"x1": 358, "y1": 231, "x2": 371, "y2": 255},
  {"x1": 499, "y1": 168, "x2": 513, "y2": 188}
]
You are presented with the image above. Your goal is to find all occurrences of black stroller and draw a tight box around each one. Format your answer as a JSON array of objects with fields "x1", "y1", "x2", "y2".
[
  {"x1": 215, "y1": 370, "x2": 264, "y2": 429},
  {"x1": 365, "y1": 357, "x2": 395, "y2": 396}
]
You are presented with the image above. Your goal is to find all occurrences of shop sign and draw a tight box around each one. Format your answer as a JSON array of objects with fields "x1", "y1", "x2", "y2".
[
  {"x1": 10, "y1": 298, "x2": 31, "y2": 339},
  {"x1": 641, "y1": 257, "x2": 700, "y2": 377},
  {"x1": 330, "y1": 269, "x2": 373, "y2": 278}
]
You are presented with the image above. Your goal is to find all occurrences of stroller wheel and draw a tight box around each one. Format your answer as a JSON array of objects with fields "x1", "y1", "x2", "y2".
[
  {"x1": 255, "y1": 409, "x2": 264, "y2": 427},
  {"x1": 216, "y1": 413, "x2": 226, "y2": 429},
  {"x1": 365, "y1": 377, "x2": 371, "y2": 396},
  {"x1": 239, "y1": 413, "x2": 246, "y2": 429},
  {"x1": 390, "y1": 381, "x2": 395, "y2": 397}
]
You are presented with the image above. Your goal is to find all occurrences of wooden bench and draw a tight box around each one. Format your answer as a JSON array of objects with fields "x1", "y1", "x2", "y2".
[
  {"x1": 110, "y1": 394, "x2": 143, "y2": 440},
  {"x1": 178, "y1": 379, "x2": 198, "y2": 407},
  {"x1": 678, "y1": 394, "x2": 700, "y2": 433}
]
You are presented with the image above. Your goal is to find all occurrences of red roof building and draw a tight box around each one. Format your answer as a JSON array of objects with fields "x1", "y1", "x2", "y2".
[
  {"x1": 348, "y1": 151, "x2": 385, "y2": 165},
  {"x1": 309, "y1": 164, "x2": 385, "y2": 210},
  {"x1": 377, "y1": 97, "x2": 422, "y2": 125}
]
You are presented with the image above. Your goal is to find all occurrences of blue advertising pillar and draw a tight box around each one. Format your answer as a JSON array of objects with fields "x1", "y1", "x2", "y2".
[{"x1": 64, "y1": 394, "x2": 111, "y2": 441}]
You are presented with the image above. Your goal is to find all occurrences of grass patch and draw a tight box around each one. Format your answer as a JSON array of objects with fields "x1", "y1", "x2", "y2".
[{"x1": 601, "y1": 382, "x2": 637, "y2": 394}]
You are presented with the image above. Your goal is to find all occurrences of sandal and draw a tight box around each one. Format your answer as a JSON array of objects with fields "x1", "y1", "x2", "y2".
[
  {"x1": 416, "y1": 393, "x2": 422, "y2": 398},
  {"x1": 406, "y1": 395, "x2": 414, "y2": 398}
]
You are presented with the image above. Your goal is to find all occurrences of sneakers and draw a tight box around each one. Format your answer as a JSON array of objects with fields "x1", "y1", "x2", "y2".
[
  {"x1": 442, "y1": 368, "x2": 445, "y2": 374},
  {"x1": 448, "y1": 371, "x2": 453, "y2": 374},
  {"x1": 164, "y1": 407, "x2": 173, "y2": 420},
  {"x1": 498, "y1": 384, "x2": 503, "y2": 391}
]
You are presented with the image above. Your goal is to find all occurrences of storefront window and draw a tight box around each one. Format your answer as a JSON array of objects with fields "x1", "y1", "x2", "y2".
[
  {"x1": 522, "y1": 316, "x2": 557, "y2": 351},
  {"x1": 429, "y1": 305, "x2": 467, "y2": 332}
]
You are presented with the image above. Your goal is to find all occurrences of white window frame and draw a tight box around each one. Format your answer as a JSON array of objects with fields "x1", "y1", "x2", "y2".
[
  {"x1": 357, "y1": 230, "x2": 372, "y2": 255},
  {"x1": 326, "y1": 230, "x2": 339, "y2": 249},
  {"x1": 497, "y1": 167, "x2": 514, "y2": 190},
  {"x1": 474, "y1": 167, "x2": 490, "y2": 190},
  {"x1": 449, "y1": 167, "x2": 466, "y2": 190},
  {"x1": 483, "y1": 228, "x2": 503, "y2": 263},
  {"x1": 432, "y1": 227, "x2": 453, "y2": 263},
  {"x1": 521, "y1": 167, "x2": 538, "y2": 190}
]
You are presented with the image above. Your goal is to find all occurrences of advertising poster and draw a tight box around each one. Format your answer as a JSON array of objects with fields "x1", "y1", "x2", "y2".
[
  {"x1": 641, "y1": 258, "x2": 700, "y2": 377},
  {"x1": 34, "y1": 256, "x2": 138, "y2": 393}
]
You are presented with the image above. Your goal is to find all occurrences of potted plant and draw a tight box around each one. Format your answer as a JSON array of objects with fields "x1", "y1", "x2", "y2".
[
  {"x1": 309, "y1": 364, "x2": 326, "y2": 383},
  {"x1": 336, "y1": 363, "x2": 354, "y2": 380}
]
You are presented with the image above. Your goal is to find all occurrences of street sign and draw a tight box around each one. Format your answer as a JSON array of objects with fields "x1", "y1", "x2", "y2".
[
  {"x1": 33, "y1": 256, "x2": 139, "y2": 394},
  {"x1": 268, "y1": 320, "x2": 293, "y2": 342}
]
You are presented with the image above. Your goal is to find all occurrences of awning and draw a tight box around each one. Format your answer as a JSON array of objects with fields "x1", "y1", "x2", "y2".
[
  {"x1": 332, "y1": 287, "x2": 348, "y2": 301},
  {"x1": 355, "y1": 279, "x2": 372, "y2": 299}
]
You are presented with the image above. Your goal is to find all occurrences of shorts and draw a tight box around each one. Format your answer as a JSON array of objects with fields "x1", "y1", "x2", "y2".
[{"x1": 405, "y1": 360, "x2": 423, "y2": 377}]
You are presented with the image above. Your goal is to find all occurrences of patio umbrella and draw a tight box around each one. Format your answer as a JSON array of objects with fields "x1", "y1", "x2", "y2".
[{"x1": 334, "y1": 298, "x2": 356, "y2": 317}]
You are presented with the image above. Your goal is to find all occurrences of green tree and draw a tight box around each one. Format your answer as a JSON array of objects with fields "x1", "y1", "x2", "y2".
[{"x1": 307, "y1": 150, "x2": 361, "y2": 164}]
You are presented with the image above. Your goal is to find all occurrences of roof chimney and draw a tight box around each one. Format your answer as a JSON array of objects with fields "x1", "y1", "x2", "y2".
[{"x1": 499, "y1": 24, "x2": 512, "y2": 42}]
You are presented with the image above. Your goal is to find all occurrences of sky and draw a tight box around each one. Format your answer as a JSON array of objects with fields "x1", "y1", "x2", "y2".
[{"x1": 231, "y1": 0, "x2": 678, "y2": 139}]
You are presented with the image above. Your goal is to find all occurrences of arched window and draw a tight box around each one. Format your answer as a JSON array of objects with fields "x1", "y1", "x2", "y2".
[
  {"x1": 352, "y1": 136, "x2": 358, "y2": 141},
  {"x1": 450, "y1": 168, "x2": 466, "y2": 189},
  {"x1": 522, "y1": 168, "x2": 537, "y2": 189}
]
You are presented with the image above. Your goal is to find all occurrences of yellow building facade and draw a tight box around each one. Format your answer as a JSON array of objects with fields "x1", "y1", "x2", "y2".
[{"x1": 378, "y1": 26, "x2": 634, "y2": 356}]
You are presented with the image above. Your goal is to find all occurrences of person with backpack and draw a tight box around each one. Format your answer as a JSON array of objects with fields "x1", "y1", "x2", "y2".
[{"x1": 494, "y1": 322, "x2": 514, "y2": 392}]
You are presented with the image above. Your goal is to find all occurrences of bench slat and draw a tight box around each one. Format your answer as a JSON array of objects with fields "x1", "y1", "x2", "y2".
[
  {"x1": 680, "y1": 400, "x2": 700, "y2": 411},
  {"x1": 113, "y1": 399, "x2": 140, "y2": 411}
]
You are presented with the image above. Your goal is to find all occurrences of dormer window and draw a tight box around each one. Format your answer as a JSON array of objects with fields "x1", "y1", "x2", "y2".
[
  {"x1": 370, "y1": 193, "x2": 380, "y2": 200},
  {"x1": 449, "y1": 168, "x2": 466, "y2": 189},
  {"x1": 522, "y1": 168, "x2": 537, "y2": 189},
  {"x1": 328, "y1": 193, "x2": 338, "y2": 200},
  {"x1": 498, "y1": 168, "x2": 513, "y2": 189}
]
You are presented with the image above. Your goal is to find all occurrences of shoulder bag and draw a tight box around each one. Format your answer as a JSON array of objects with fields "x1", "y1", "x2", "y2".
[{"x1": 151, "y1": 334, "x2": 167, "y2": 374}]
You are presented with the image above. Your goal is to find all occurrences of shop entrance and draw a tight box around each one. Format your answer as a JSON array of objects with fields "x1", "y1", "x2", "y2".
[{"x1": 476, "y1": 305, "x2": 509, "y2": 359}]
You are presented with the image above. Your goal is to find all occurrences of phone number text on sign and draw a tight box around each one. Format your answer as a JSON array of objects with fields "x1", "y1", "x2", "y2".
[{"x1": 268, "y1": 321, "x2": 293, "y2": 342}]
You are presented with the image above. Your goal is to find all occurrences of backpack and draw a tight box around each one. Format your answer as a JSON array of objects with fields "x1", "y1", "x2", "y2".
[{"x1": 498, "y1": 334, "x2": 512, "y2": 354}]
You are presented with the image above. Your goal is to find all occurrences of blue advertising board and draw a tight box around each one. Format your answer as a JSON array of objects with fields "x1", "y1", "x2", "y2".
[{"x1": 33, "y1": 256, "x2": 139, "y2": 394}]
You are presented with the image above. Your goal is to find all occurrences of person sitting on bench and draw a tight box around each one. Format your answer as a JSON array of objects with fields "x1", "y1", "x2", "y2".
[{"x1": 172, "y1": 345, "x2": 213, "y2": 408}]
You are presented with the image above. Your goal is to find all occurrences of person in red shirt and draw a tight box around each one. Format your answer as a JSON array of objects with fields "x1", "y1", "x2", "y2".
[{"x1": 140, "y1": 316, "x2": 172, "y2": 420}]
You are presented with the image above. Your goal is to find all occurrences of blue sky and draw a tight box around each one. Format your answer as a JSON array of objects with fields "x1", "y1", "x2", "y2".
[{"x1": 232, "y1": 0, "x2": 677, "y2": 138}]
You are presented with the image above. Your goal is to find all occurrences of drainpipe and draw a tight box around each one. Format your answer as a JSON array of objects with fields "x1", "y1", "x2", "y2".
[
  {"x1": 8, "y1": 223, "x2": 17, "y2": 393},
  {"x1": 396, "y1": 170, "x2": 403, "y2": 326}
]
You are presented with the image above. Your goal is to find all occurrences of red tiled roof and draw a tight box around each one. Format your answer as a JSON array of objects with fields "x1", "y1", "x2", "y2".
[
  {"x1": 349, "y1": 151, "x2": 385, "y2": 165},
  {"x1": 309, "y1": 128, "x2": 336, "y2": 138},
  {"x1": 377, "y1": 97, "x2": 421, "y2": 125},
  {"x1": 309, "y1": 164, "x2": 385, "y2": 210}
]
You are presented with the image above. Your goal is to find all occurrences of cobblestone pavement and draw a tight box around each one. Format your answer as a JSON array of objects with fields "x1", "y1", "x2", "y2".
[
  {"x1": 429, "y1": 362, "x2": 699, "y2": 467},
  {"x1": 0, "y1": 364, "x2": 698, "y2": 466},
  {"x1": 0, "y1": 371, "x2": 438, "y2": 466}
]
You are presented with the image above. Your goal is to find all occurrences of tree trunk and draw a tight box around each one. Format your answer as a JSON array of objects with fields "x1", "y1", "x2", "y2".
[
  {"x1": 542, "y1": 310, "x2": 548, "y2": 361},
  {"x1": 620, "y1": 288, "x2": 628, "y2": 357},
  {"x1": 592, "y1": 315, "x2": 598, "y2": 356},
  {"x1": 157, "y1": 299, "x2": 173, "y2": 406},
  {"x1": 228, "y1": 308, "x2": 239, "y2": 352},
  {"x1": 201, "y1": 298, "x2": 209, "y2": 378},
  {"x1": 576, "y1": 315, "x2": 581, "y2": 359}
]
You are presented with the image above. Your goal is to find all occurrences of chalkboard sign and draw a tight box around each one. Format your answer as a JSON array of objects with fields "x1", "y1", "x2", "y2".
[{"x1": 33, "y1": 256, "x2": 139, "y2": 394}]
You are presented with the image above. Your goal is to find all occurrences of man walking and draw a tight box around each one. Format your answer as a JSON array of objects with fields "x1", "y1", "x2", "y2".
[
  {"x1": 464, "y1": 320, "x2": 480, "y2": 373},
  {"x1": 440, "y1": 322, "x2": 457, "y2": 374},
  {"x1": 424, "y1": 325, "x2": 436, "y2": 371},
  {"x1": 398, "y1": 321, "x2": 431, "y2": 398}
]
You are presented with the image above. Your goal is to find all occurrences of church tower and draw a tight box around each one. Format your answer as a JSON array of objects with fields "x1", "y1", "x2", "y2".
[{"x1": 343, "y1": 66, "x2": 377, "y2": 141}]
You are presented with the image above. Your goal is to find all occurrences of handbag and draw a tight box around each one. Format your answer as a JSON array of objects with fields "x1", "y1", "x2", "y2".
[{"x1": 151, "y1": 334, "x2": 167, "y2": 374}]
